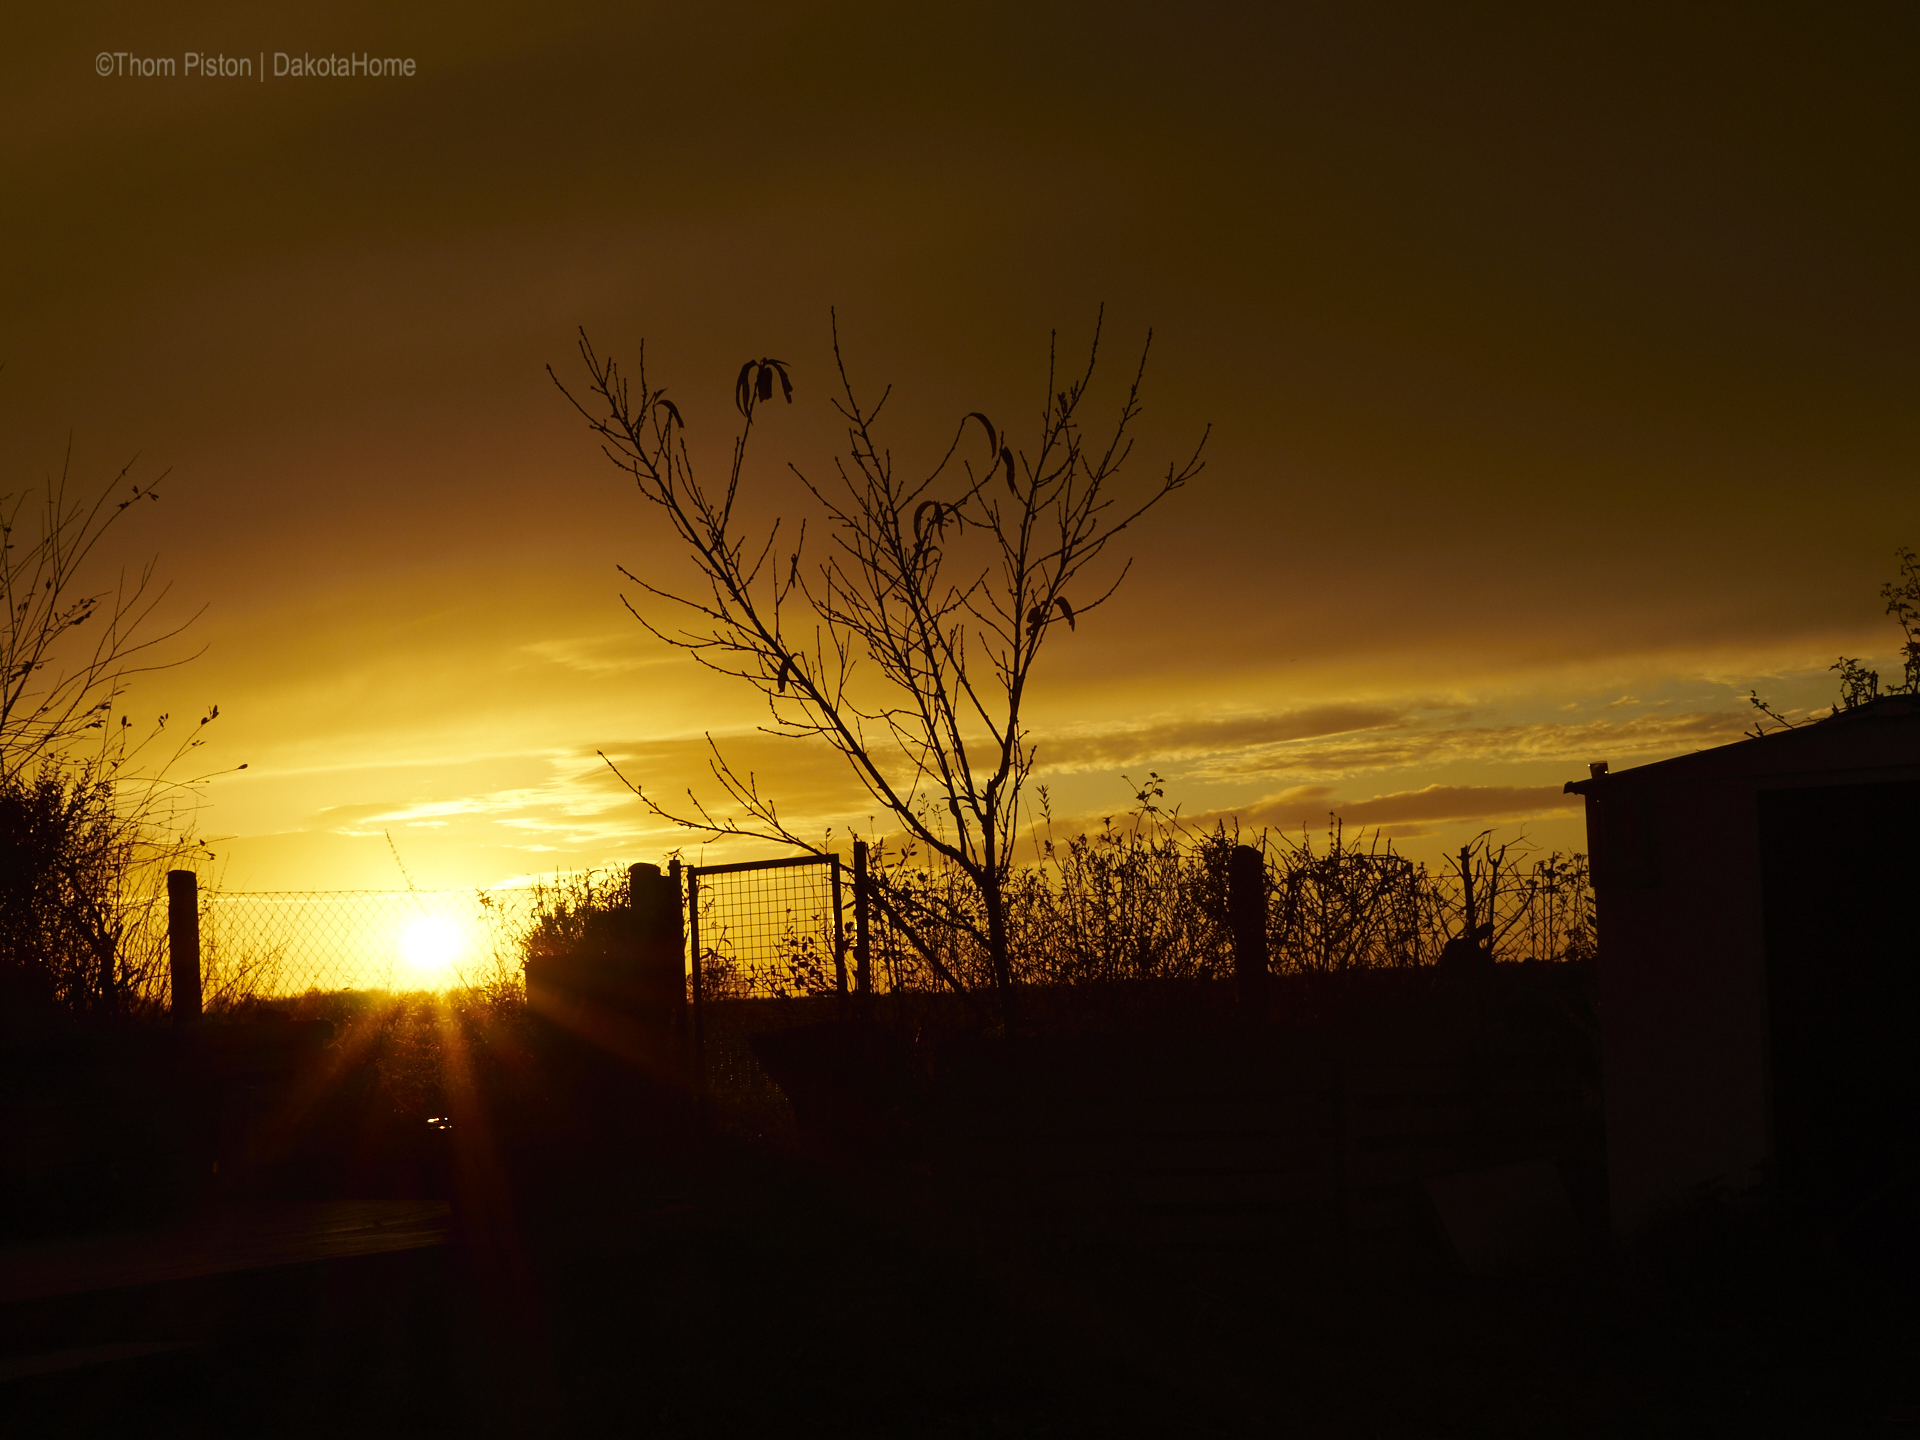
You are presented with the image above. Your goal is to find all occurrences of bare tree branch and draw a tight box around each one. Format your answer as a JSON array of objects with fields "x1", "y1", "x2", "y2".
[{"x1": 555, "y1": 311, "x2": 1206, "y2": 1023}]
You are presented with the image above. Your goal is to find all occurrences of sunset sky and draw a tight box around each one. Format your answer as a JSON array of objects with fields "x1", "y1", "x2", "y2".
[{"x1": 4, "y1": 4, "x2": 1914, "y2": 893}]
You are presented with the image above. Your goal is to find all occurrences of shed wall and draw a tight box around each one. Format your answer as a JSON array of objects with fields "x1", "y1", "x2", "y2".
[
  {"x1": 1578, "y1": 706, "x2": 1920, "y2": 1237},
  {"x1": 1595, "y1": 778, "x2": 1771, "y2": 1230}
]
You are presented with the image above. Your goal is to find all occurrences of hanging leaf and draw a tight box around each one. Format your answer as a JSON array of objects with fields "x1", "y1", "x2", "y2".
[
  {"x1": 1055, "y1": 597, "x2": 1075, "y2": 630},
  {"x1": 776, "y1": 657, "x2": 794, "y2": 693},
  {"x1": 1001, "y1": 446, "x2": 1016, "y2": 495},
  {"x1": 966, "y1": 411, "x2": 997, "y2": 455},
  {"x1": 1026, "y1": 605, "x2": 1046, "y2": 633},
  {"x1": 736, "y1": 358, "x2": 794, "y2": 418},
  {"x1": 656, "y1": 398, "x2": 685, "y2": 429}
]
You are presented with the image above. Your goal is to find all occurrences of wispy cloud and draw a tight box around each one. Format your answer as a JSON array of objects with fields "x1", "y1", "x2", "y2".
[
  {"x1": 518, "y1": 634, "x2": 678, "y2": 676},
  {"x1": 1034, "y1": 705, "x2": 1748, "y2": 786},
  {"x1": 240, "y1": 693, "x2": 1750, "y2": 886},
  {"x1": 1035, "y1": 704, "x2": 1410, "y2": 770}
]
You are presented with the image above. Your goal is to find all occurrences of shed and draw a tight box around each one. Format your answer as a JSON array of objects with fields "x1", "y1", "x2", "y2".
[{"x1": 1564, "y1": 696, "x2": 1920, "y2": 1238}]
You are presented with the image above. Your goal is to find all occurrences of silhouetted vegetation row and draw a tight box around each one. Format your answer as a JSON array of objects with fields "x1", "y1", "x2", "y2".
[
  {"x1": 854, "y1": 813, "x2": 1591, "y2": 998},
  {"x1": 524, "y1": 809, "x2": 1592, "y2": 1004}
]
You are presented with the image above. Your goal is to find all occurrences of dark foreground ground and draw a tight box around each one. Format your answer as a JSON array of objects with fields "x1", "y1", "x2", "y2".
[{"x1": 3, "y1": 1006, "x2": 1916, "y2": 1438}]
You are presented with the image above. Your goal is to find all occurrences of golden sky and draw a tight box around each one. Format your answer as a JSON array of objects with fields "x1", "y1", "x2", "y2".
[{"x1": 4, "y1": 4, "x2": 1915, "y2": 890}]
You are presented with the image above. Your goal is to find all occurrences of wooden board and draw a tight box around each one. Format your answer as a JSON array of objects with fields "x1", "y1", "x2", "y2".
[{"x1": 0, "y1": 1200, "x2": 451, "y2": 1305}]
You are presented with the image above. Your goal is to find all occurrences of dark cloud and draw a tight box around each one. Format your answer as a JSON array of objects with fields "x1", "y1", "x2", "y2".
[
  {"x1": 1321, "y1": 784, "x2": 1578, "y2": 825},
  {"x1": 1160, "y1": 782, "x2": 1580, "y2": 838}
]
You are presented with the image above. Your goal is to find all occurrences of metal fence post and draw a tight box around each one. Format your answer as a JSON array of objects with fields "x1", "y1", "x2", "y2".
[
  {"x1": 686, "y1": 867, "x2": 705, "y2": 1101},
  {"x1": 168, "y1": 869, "x2": 202, "y2": 1023},
  {"x1": 853, "y1": 840, "x2": 871, "y2": 1000},
  {"x1": 668, "y1": 857, "x2": 685, "y2": 1022},
  {"x1": 831, "y1": 855, "x2": 847, "y2": 1000}
]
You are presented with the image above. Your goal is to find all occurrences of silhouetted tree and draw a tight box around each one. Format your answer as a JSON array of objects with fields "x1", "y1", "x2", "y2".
[
  {"x1": 0, "y1": 446, "x2": 220, "y2": 1015},
  {"x1": 1835, "y1": 543, "x2": 1920, "y2": 702},
  {"x1": 1748, "y1": 544, "x2": 1920, "y2": 734},
  {"x1": 554, "y1": 313, "x2": 1206, "y2": 1026}
]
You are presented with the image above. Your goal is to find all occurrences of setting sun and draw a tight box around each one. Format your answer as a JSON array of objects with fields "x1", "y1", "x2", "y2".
[{"x1": 398, "y1": 915, "x2": 463, "y2": 980}]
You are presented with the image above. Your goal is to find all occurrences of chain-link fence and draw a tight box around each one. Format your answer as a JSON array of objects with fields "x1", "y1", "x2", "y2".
[{"x1": 199, "y1": 887, "x2": 541, "y2": 1002}]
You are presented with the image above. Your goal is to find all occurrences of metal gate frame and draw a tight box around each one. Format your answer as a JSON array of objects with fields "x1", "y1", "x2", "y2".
[{"x1": 684, "y1": 853, "x2": 846, "y2": 1090}]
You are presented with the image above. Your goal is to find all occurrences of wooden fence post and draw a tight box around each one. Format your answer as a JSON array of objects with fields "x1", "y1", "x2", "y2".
[
  {"x1": 1227, "y1": 844, "x2": 1269, "y2": 1015},
  {"x1": 1460, "y1": 845, "x2": 1477, "y2": 940},
  {"x1": 628, "y1": 861, "x2": 684, "y2": 1029},
  {"x1": 168, "y1": 869, "x2": 202, "y2": 1023}
]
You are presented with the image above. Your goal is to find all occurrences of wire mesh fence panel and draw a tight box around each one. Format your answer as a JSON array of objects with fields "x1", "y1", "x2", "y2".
[
  {"x1": 685, "y1": 857, "x2": 844, "y2": 1144},
  {"x1": 199, "y1": 887, "x2": 540, "y2": 1001},
  {"x1": 687, "y1": 857, "x2": 845, "y2": 1001}
]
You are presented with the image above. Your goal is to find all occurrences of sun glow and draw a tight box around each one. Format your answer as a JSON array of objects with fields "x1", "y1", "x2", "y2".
[{"x1": 398, "y1": 915, "x2": 463, "y2": 980}]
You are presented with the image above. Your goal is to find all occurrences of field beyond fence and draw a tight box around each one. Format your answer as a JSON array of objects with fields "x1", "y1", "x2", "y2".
[{"x1": 195, "y1": 887, "x2": 540, "y2": 1005}]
